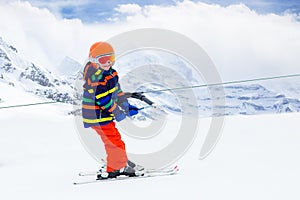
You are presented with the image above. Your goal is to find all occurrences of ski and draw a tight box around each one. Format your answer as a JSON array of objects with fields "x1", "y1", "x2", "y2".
[
  {"x1": 74, "y1": 166, "x2": 179, "y2": 185},
  {"x1": 78, "y1": 165, "x2": 178, "y2": 177}
]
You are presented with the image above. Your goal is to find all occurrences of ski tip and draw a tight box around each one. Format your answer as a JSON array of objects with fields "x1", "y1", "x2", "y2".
[
  {"x1": 78, "y1": 172, "x2": 89, "y2": 176},
  {"x1": 172, "y1": 165, "x2": 179, "y2": 173}
]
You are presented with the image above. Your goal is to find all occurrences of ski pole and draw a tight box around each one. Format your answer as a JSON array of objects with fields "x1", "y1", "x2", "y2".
[{"x1": 137, "y1": 105, "x2": 153, "y2": 110}]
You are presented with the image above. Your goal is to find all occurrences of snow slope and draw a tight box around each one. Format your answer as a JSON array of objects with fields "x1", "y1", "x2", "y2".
[{"x1": 1, "y1": 104, "x2": 300, "y2": 200}]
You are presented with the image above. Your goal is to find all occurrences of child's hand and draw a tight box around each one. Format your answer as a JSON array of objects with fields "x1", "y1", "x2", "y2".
[
  {"x1": 114, "y1": 111, "x2": 126, "y2": 122},
  {"x1": 121, "y1": 102, "x2": 139, "y2": 117}
]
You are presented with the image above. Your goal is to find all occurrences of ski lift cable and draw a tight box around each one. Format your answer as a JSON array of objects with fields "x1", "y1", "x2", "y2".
[
  {"x1": 140, "y1": 73, "x2": 300, "y2": 94},
  {"x1": 1, "y1": 73, "x2": 300, "y2": 110}
]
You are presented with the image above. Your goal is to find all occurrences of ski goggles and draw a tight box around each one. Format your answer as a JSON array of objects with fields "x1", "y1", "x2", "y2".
[{"x1": 91, "y1": 53, "x2": 115, "y2": 66}]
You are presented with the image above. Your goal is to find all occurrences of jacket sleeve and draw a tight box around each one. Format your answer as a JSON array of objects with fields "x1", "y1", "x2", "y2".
[
  {"x1": 116, "y1": 83, "x2": 129, "y2": 106},
  {"x1": 83, "y1": 63, "x2": 105, "y2": 88}
]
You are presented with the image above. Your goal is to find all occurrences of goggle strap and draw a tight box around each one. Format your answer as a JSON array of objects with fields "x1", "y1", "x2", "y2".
[{"x1": 96, "y1": 52, "x2": 114, "y2": 57}]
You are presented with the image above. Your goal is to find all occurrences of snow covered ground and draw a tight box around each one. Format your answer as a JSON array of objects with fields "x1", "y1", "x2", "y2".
[{"x1": 1, "y1": 103, "x2": 300, "y2": 200}]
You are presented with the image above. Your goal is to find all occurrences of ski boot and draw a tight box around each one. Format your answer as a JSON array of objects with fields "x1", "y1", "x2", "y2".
[
  {"x1": 127, "y1": 160, "x2": 144, "y2": 172},
  {"x1": 97, "y1": 165, "x2": 136, "y2": 180},
  {"x1": 96, "y1": 163, "x2": 107, "y2": 176}
]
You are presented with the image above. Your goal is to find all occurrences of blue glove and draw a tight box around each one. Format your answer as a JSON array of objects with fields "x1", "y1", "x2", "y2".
[
  {"x1": 114, "y1": 110, "x2": 126, "y2": 122},
  {"x1": 121, "y1": 102, "x2": 139, "y2": 117},
  {"x1": 127, "y1": 104, "x2": 139, "y2": 117}
]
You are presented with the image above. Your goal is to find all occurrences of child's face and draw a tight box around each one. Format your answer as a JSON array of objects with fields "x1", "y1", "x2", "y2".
[
  {"x1": 98, "y1": 63, "x2": 113, "y2": 71},
  {"x1": 95, "y1": 53, "x2": 115, "y2": 71}
]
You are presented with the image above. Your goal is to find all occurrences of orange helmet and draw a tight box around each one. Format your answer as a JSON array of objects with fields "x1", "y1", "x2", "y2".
[
  {"x1": 89, "y1": 41, "x2": 114, "y2": 58},
  {"x1": 89, "y1": 41, "x2": 115, "y2": 66}
]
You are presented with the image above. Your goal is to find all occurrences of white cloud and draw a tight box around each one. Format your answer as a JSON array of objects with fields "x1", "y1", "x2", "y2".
[
  {"x1": 0, "y1": 0, "x2": 299, "y2": 81},
  {"x1": 0, "y1": 1, "x2": 96, "y2": 68},
  {"x1": 115, "y1": 4, "x2": 142, "y2": 14}
]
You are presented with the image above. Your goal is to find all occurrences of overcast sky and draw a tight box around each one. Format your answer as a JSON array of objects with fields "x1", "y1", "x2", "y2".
[{"x1": 0, "y1": 0, "x2": 299, "y2": 81}]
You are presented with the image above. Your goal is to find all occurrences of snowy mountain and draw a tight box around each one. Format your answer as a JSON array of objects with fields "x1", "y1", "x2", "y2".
[
  {"x1": 198, "y1": 84, "x2": 300, "y2": 116},
  {"x1": 124, "y1": 82, "x2": 300, "y2": 118},
  {"x1": 114, "y1": 50, "x2": 300, "y2": 118},
  {"x1": 1, "y1": 36, "x2": 300, "y2": 118},
  {"x1": 0, "y1": 36, "x2": 80, "y2": 106},
  {"x1": 54, "y1": 56, "x2": 82, "y2": 77}
]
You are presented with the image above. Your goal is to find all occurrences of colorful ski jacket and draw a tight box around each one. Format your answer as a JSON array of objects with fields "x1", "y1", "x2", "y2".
[{"x1": 82, "y1": 62, "x2": 128, "y2": 128}]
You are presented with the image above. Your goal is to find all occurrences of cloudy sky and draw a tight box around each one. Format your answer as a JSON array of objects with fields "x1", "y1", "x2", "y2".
[
  {"x1": 10, "y1": 0, "x2": 300, "y2": 23},
  {"x1": 0, "y1": 0, "x2": 299, "y2": 81}
]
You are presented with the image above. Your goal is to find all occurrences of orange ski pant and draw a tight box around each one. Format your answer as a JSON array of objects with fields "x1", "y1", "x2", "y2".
[{"x1": 92, "y1": 122, "x2": 128, "y2": 172}]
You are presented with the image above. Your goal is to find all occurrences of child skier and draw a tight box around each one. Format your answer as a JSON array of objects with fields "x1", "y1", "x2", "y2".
[{"x1": 82, "y1": 41, "x2": 140, "y2": 179}]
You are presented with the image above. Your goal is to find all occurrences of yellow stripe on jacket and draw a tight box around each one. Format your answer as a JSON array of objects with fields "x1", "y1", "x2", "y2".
[{"x1": 95, "y1": 87, "x2": 117, "y2": 99}]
